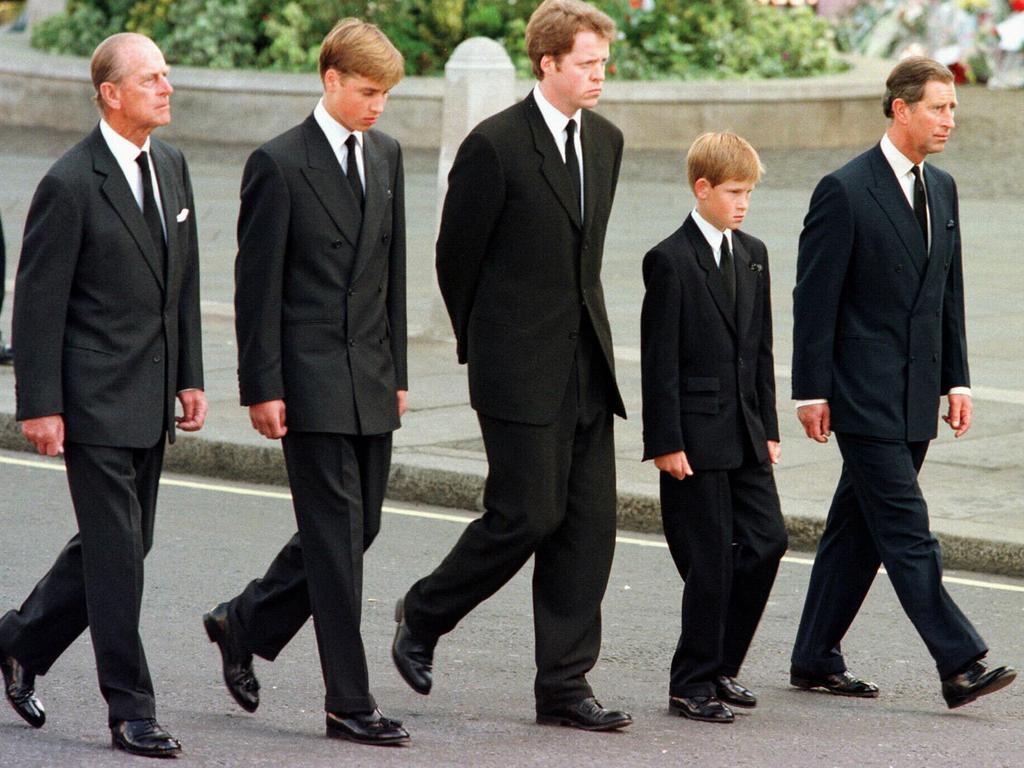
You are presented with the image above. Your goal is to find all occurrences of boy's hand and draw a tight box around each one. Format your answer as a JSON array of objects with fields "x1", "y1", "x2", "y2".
[
  {"x1": 654, "y1": 450, "x2": 693, "y2": 481},
  {"x1": 942, "y1": 393, "x2": 971, "y2": 438},
  {"x1": 797, "y1": 403, "x2": 831, "y2": 443},
  {"x1": 767, "y1": 440, "x2": 781, "y2": 464}
]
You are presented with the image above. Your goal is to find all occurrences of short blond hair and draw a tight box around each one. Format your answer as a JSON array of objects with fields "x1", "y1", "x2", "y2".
[
  {"x1": 686, "y1": 132, "x2": 764, "y2": 190},
  {"x1": 525, "y1": 0, "x2": 615, "y2": 80},
  {"x1": 319, "y1": 18, "x2": 404, "y2": 88}
]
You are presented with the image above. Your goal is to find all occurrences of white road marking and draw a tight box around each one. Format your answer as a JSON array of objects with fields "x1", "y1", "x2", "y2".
[{"x1": 2, "y1": 455, "x2": 1022, "y2": 594}]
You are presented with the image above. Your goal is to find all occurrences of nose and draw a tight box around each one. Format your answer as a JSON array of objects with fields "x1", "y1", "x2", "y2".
[
  {"x1": 593, "y1": 62, "x2": 605, "y2": 82},
  {"x1": 158, "y1": 75, "x2": 173, "y2": 95}
]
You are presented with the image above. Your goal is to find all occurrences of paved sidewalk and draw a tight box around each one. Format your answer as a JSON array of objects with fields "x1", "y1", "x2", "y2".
[{"x1": 0, "y1": 90, "x2": 1021, "y2": 574}]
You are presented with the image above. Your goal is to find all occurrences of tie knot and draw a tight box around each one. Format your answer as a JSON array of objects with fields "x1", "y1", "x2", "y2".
[
  {"x1": 911, "y1": 164, "x2": 923, "y2": 182},
  {"x1": 565, "y1": 119, "x2": 577, "y2": 139},
  {"x1": 136, "y1": 150, "x2": 150, "y2": 170},
  {"x1": 345, "y1": 134, "x2": 358, "y2": 152},
  {"x1": 720, "y1": 235, "x2": 731, "y2": 257}
]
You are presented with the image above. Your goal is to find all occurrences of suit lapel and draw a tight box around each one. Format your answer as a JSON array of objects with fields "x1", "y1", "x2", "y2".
[
  {"x1": 91, "y1": 128, "x2": 165, "y2": 290},
  {"x1": 683, "y1": 216, "x2": 736, "y2": 335},
  {"x1": 299, "y1": 115, "x2": 362, "y2": 249},
  {"x1": 732, "y1": 234, "x2": 756, "y2": 338},
  {"x1": 350, "y1": 132, "x2": 389, "y2": 284},
  {"x1": 866, "y1": 145, "x2": 927, "y2": 277},
  {"x1": 525, "y1": 94, "x2": 583, "y2": 230},
  {"x1": 913, "y1": 165, "x2": 952, "y2": 309},
  {"x1": 581, "y1": 110, "x2": 607, "y2": 237}
]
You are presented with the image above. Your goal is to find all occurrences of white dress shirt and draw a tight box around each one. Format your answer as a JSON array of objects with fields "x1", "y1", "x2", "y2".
[
  {"x1": 795, "y1": 135, "x2": 968, "y2": 408},
  {"x1": 313, "y1": 98, "x2": 365, "y2": 189},
  {"x1": 99, "y1": 118, "x2": 166, "y2": 238},
  {"x1": 690, "y1": 208, "x2": 733, "y2": 266},
  {"x1": 533, "y1": 84, "x2": 584, "y2": 216}
]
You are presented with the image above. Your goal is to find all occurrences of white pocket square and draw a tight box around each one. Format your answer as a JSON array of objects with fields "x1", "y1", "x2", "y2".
[{"x1": 176, "y1": 208, "x2": 190, "y2": 223}]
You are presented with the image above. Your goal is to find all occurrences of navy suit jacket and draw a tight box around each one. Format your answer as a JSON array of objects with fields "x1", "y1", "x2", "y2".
[
  {"x1": 13, "y1": 126, "x2": 203, "y2": 447},
  {"x1": 640, "y1": 215, "x2": 778, "y2": 469},
  {"x1": 791, "y1": 143, "x2": 969, "y2": 442}
]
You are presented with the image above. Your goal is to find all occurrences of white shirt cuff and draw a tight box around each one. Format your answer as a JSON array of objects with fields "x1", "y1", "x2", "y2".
[
  {"x1": 947, "y1": 387, "x2": 971, "y2": 397},
  {"x1": 794, "y1": 398, "x2": 828, "y2": 409}
]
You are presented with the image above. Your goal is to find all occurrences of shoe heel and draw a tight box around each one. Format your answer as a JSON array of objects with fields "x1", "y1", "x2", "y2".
[
  {"x1": 202, "y1": 613, "x2": 217, "y2": 643},
  {"x1": 394, "y1": 598, "x2": 404, "y2": 623},
  {"x1": 790, "y1": 675, "x2": 813, "y2": 690}
]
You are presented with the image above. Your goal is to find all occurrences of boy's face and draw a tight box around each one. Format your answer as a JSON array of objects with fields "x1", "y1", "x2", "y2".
[
  {"x1": 694, "y1": 177, "x2": 755, "y2": 232},
  {"x1": 323, "y1": 70, "x2": 390, "y2": 132}
]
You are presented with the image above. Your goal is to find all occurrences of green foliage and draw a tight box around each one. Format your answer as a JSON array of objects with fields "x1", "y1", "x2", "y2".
[{"x1": 30, "y1": 0, "x2": 846, "y2": 79}]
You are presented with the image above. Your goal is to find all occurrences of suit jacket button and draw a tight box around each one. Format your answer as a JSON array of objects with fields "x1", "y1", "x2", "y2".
[
  {"x1": 569, "y1": 331, "x2": 578, "y2": 340},
  {"x1": 347, "y1": 289, "x2": 354, "y2": 296},
  {"x1": 932, "y1": 353, "x2": 938, "y2": 362},
  {"x1": 349, "y1": 339, "x2": 356, "y2": 347},
  {"x1": 910, "y1": 356, "x2": 916, "y2": 363},
  {"x1": 382, "y1": 233, "x2": 389, "y2": 243},
  {"x1": 738, "y1": 357, "x2": 745, "y2": 368},
  {"x1": 153, "y1": 355, "x2": 162, "y2": 363},
  {"x1": 332, "y1": 240, "x2": 343, "y2": 249},
  {"x1": 895, "y1": 264, "x2": 903, "y2": 273}
]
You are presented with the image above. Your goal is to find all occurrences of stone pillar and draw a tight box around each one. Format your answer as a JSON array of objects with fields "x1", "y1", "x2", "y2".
[
  {"x1": 424, "y1": 37, "x2": 515, "y2": 339},
  {"x1": 24, "y1": 0, "x2": 66, "y2": 27}
]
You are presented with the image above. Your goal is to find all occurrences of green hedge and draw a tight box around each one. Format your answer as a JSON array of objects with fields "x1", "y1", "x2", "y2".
[{"x1": 31, "y1": 0, "x2": 846, "y2": 79}]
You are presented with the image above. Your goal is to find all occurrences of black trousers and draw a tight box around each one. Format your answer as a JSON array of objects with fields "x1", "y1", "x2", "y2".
[
  {"x1": 0, "y1": 440, "x2": 165, "y2": 725},
  {"x1": 227, "y1": 431, "x2": 391, "y2": 714},
  {"x1": 791, "y1": 434, "x2": 986, "y2": 679},
  {"x1": 403, "y1": 325, "x2": 617, "y2": 710},
  {"x1": 660, "y1": 453, "x2": 786, "y2": 698}
]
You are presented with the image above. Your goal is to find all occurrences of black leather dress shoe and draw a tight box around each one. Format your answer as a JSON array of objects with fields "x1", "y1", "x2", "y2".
[
  {"x1": 110, "y1": 719, "x2": 182, "y2": 758},
  {"x1": 790, "y1": 669, "x2": 879, "y2": 698},
  {"x1": 326, "y1": 709, "x2": 409, "y2": 745},
  {"x1": 203, "y1": 603, "x2": 259, "y2": 712},
  {"x1": 669, "y1": 695, "x2": 734, "y2": 723},
  {"x1": 536, "y1": 697, "x2": 633, "y2": 731},
  {"x1": 942, "y1": 661, "x2": 1016, "y2": 709},
  {"x1": 391, "y1": 598, "x2": 435, "y2": 695},
  {"x1": 1, "y1": 651, "x2": 45, "y2": 728},
  {"x1": 714, "y1": 675, "x2": 757, "y2": 708}
]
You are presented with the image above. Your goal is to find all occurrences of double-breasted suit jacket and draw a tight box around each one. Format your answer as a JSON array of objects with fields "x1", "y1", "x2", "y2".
[
  {"x1": 14, "y1": 125, "x2": 203, "y2": 442},
  {"x1": 641, "y1": 215, "x2": 778, "y2": 469},
  {"x1": 792, "y1": 143, "x2": 968, "y2": 441},
  {"x1": 436, "y1": 91, "x2": 625, "y2": 424},
  {"x1": 235, "y1": 114, "x2": 407, "y2": 434}
]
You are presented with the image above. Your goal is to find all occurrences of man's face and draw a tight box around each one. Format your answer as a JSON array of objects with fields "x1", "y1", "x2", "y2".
[
  {"x1": 540, "y1": 30, "x2": 610, "y2": 117},
  {"x1": 105, "y1": 39, "x2": 173, "y2": 134},
  {"x1": 695, "y1": 178, "x2": 755, "y2": 232},
  {"x1": 323, "y1": 71, "x2": 390, "y2": 132},
  {"x1": 899, "y1": 79, "x2": 957, "y2": 160}
]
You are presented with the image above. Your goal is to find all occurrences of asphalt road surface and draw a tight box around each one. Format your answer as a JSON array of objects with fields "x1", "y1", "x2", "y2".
[{"x1": 0, "y1": 450, "x2": 1021, "y2": 767}]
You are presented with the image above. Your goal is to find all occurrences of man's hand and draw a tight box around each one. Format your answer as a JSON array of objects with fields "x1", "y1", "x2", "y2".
[
  {"x1": 250, "y1": 399, "x2": 287, "y2": 439},
  {"x1": 654, "y1": 450, "x2": 693, "y2": 481},
  {"x1": 22, "y1": 415, "x2": 65, "y2": 456},
  {"x1": 767, "y1": 440, "x2": 781, "y2": 464},
  {"x1": 797, "y1": 403, "x2": 831, "y2": 443},
  {"x1": 943, "y1": 393, "x2": 972, "y2": 438},
  {"x1": 176, "y1": 389, "x2": 208, "y2": 432},
  {"x1": 397, "y1": 389, "x2": 408, "y2": 418}
]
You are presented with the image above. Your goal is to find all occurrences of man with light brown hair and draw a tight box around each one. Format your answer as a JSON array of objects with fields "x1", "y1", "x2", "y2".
[
  {"x1": 392, "y1": 0, "x2": 632, "y2": 731},
  {"x1": 790, "y1": 56, "x2": 1016, "y2": 709},
  {"x1": 203, "y1": 18, "x2": 410, "y2": 745}
]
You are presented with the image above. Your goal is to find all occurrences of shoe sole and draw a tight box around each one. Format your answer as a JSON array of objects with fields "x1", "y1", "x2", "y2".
[
  {"x1": 111, "y1": 736, "x2": 182, "y2": 758},
  {"x1": 536, "y1": 714, "x2": 633, "y2": 731},
  {"x1": 202, "y1": 612, "x2": 259, "y2": 713},
  {"x1": 717, "y1": 695, "x2": 756, "y2": 709},
  {"x1": 667, "y1": 705, "x2": 734, "y2": 724},
  {"x1": 790, "y1": 675, "x2": 880, "y2": 698},
  {"x1": 392, "y1": 599, "x2": 431, "y2": 696},
  {"x1": 945, "y1": 669, "x2": 1017, "y2": 709},
  {"x1": 326, "y1": 726, "x2": 410, "y2": 746}
]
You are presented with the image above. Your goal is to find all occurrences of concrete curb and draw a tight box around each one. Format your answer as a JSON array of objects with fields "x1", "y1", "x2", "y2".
[{"x1": 2, "y1": 414, "x2": 1020, "y2": 578}]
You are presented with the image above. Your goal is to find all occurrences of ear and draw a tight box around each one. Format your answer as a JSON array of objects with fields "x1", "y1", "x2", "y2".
[
  {"x1": 323, "y1": 67, "x2": 342, "y2": 92},
  {"x1": 540, "y1": 53, "x2": 557, "y2": 77},
  {"x1": 891, "y1": 97, "x2": 911, "y2": 124},
  {"x1": 694, "y1": 178, "x2": 712, "y2": 200},
  {"x1": 99, "y1": 81, "x2": 120, "y2": 112}
]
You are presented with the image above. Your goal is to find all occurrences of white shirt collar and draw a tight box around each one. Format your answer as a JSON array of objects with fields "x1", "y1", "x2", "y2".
[
  {"x1": 533, "y1": 84, "x2": 582, "y2": 145},
  {"x1": 99, "y1": 118, "x2": 151, "y2": 165},
  {"x1": 880, "y1": 132, "x2": 920, "y2": 181},
  {"x1": 691, "y1": 208, "x2": 732, "y2": 255},
  {"x1": 314, "y1": 98, "x2": 363, "y2": 152}
]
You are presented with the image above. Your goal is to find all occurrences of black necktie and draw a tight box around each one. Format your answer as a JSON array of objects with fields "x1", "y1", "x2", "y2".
[
  {"x1": 345, "y1": 134, "x2": 364, "y2": 214},
  {"x1": 911, "y1": 164, "x2": 928, "y2": 250},
  {"x1": 719, "y1": 235, "x2": 736, "y2": 307},
  {"x1": 136, "y1": 151, "x2": 166, "y2": 274},
  {"x1": 564, "y1": 119, "x2": 582, "y2": 219}
]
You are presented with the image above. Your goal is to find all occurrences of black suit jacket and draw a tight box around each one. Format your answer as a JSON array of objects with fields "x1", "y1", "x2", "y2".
[
  {"x1": 436, "y1": 92, "x2": 625, "y2": 425},
  {"x1": 13, "y1": 125, "x2": 203, "y2": 447},
  {"x1": 792, "y1": 144, "x2": 969, "y2": 442},
  {"x1": 640, "y1": 215, "x2": 778, "y2": 470},
  {"x1": 234, "y1": 115, "x2": 407, "y2": 436}
]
